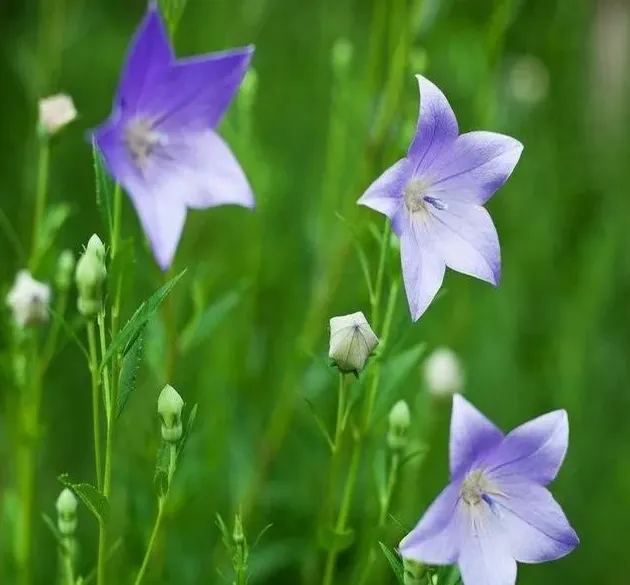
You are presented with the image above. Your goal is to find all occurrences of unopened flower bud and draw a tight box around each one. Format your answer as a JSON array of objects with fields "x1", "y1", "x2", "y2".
[
  {"x1": 332, "y1": 38, "x2": 353, "y2": 75},
  {"x1": 329, "y1": 311, "x2": 379, "y2": 374},
  {"x1": 56, "y1": 250, "x2": 75, "y2": 290},
  {"x1": 402, "y1": 558, "x2": 426, "y2": 585},
  {"x1": 75, "y1": 234, "x2": 107, "y2": 318},
  {"x1": 158, "y1": 384, "x2": 184, "y2": 443},
  {"x1": 423, "y1": 347, "x2": 464, "y2": 397},
  {"x1": 86, "y1": 234, "x2": 106, "y2": 261},
  {"x1": 6, "y1": 270, "x2": 51, "y2": 327},
  {"x1": 56, "y1": 488, "x2": 78, "y2": 535},
  {"x1": 38, "y1": 94, "x2": 77, "y2": 136},
  {"x1": 233, "y1": 514, "x2": 245, "y2": 546},
  {"x1": 387, "y1": 400, "x2": 411, "y2": 451}
]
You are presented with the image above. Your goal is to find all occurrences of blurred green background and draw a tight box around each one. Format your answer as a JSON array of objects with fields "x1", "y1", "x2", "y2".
[{"x1": 1, "y1": 0, "x2": 629, "y2": 584}]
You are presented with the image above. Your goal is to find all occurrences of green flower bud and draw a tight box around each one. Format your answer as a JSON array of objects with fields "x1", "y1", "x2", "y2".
[
  {"x1": 387, "y1": 400, "x2": 411, "y2": 451},
  {"x1": 86, "y1": 234, "x2": 106, "y2": 261},
  {"x1": 233, "y1": 514, "x2": 245, "y2": 546},
  {"x1": 158, "y1": 384, "x2": 184, "y2": 443},
  {"x1": 56, "y1": 488, "x2": 78, "y2": 536},
  {"x1": 56, "y1": 250, "x2": 75, "y2": 290},
  {"x1": 329, "y1": 311, "x2": 379, "y2": 374},
  {"x1": 75, "y1": 234, "x2": 107, "y2": 318}
]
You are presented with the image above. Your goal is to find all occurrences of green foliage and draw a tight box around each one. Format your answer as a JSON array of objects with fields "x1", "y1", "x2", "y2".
[
  {"x1": 0, "y1": 0, "x2": 622, "y2": 585},
  {"x1": 101, "y1": 269, "x2": 186, "y2": 367},
  {"x1": 58, "y1": 475, "x2": 109, "y2": 523},
  {"x1": 116, "y1": 333, "x2": 144, "y2": 418}
]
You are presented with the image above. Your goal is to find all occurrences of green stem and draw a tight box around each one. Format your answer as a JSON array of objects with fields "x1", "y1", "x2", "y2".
[
  {"x1": 355, "y1": 453, "x2": 401, "y2": 585},
  {"x1": 134, "y1": 443, "x2": 177, "y2": 585},
  {"x1": 97, "y1": 312, "x2": 112, "y2": 417},
  {"x1": 132, "y1": 499, "x2": 166, "y2": 585},
  {"x1": 379, "y1": 453, "x2": 400, "y2": 526},
  {"x1": 370, "y1": 220, "x2": 391, "y2": 326},
  {"x1": 87, "y1": 321, "x2": 103, "y2": 490},
  {"x1": 363, "y1": 280, "x2": 399, "y2": 430},
  {"x1": 321, "y1": 279, "x2": 398, "y2": 585},
  {"x1": 97, "y1": 184, "x2": 122, "y2": 585},
  {"x1": 333, "y1": 374, "x2": 347, "y2": 451},
  {"x1": 61, "y1": 537, "x2": 76, "y2": 585},
  {"x1": 28, "y1": 137, "x2": 50, "y2": 272},
  {"x1": 321, "y1": 437, "x2": 361, "y2": 585},
  {"x1": 15, "y1": 337, "x2": 42, "y2": 585}
]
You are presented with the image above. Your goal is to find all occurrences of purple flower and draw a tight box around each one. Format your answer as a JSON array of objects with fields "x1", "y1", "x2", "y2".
[
  {"x1": 358, "y1": 76, "x2": 523, "y2": 320},
  {"x1": 93, "y1": 3, "x2": 254, "y2": 269},
  {"x1": 400, "y1": 395, "x2": 579, "y2": 585}
]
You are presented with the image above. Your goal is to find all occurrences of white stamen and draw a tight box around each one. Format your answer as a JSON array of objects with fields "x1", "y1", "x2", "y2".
[
  {"x1": 124, "y1": 118, "x2": 167, "y2": 169},
  {"x1": 403, "y1": 179, "x2": 429, "y2": 214},
  {"x1": 461, "y1": 469, "x2": 503, "y2": 507}
]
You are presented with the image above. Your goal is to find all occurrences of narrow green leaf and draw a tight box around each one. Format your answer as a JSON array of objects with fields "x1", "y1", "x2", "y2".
[
  {"x1": 101, "y1": 269, "x2": 186, "y2": 369},
  {"x1": 92, "y1": 140, "x2": 113, "y2": 237},
  {"x1": 251, "y1": 523, "x2": 273, "y2": 550},
  {"x1": 116, "y1": 333, "x2": 145, "y2": 418},
  {"x1": 58, "y1": 474, "x2": 109, "y2": 523},
  {"x1": 379, "y1": 542, "x2": 405, "y2": 585},
  {"x1": 178, "y1": 403, "x2": 198, "y2": 455}
]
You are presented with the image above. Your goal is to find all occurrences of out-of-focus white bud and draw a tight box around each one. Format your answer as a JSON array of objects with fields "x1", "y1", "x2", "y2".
[
  {"x1": 56, "y1": 488, "x2": 78, "y2": 535},
  {"x1": 158, "y1": 384, "x2": 184, "y2": 443},
  {"x1": 75, "y1": 234, "x2": 107, "y2": 318},
  {"x1": 507, "y1": 55, "x2": 549, "y2": 107},
  {"x1": 387, "y1": 400, "x2": 411, "y2": 451},
  {"x1": 38, "y1": 94, "x2": 77, "y2": 135},
  {"x1": 329, "y1": 311, "x2": 379, "y2": 374},
  {"x1": 56, "y1": 250, "x2": 75, "y2": 290},
  {"x1": 402, "y1": 558, "x2": 426, "y2": 585},
  {"x1": 332, "y1": 38, "x2": 353, "y2": 76},
  {"x1": 6, "y1": 270, "x2": 51, "y2": 327},
  {"x1": 423, "y1": 347, "x2": 464, "y2": 397}
]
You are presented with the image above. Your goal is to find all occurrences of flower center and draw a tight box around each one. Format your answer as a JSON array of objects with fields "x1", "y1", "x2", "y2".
[
  {"x1": 403, "y1": 179, "x2": 447, "y2": 216},
  {"x1": 124, "y1": 118, "x2": 167, "y2": 169},
  {"x1": 461, "y1": 470, "x2": 502, "y2": 507}
]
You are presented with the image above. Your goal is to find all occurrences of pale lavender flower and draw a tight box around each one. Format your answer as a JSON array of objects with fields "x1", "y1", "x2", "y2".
[
  {"x1": 358, "y1": 76, "x2": 523, "y2": 320},
  {"x1": 400, "y1": 395, "x2": 578, "y2": 585},
  {"x1": 92, "y1": 3, "x2": 254, "y2": 269}
]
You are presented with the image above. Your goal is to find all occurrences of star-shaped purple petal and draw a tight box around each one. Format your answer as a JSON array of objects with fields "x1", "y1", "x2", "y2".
[
  {"x1": 358, "y1": 76, "x2": 523, "y2": 321},
  {"x1": 92, "y1": 3, "x2": 254, "y2": 269},
  {"x1": 400, "y1": 396, "x2": 579, "y2": 585}
]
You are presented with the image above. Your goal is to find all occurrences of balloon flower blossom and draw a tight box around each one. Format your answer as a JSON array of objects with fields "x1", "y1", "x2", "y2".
[
  {"x1": 400, "y1": 395, "x2": 579, "y2": 585},
  {"x1": 93, "y1": 2, "x2": 254, "y2": 269},
  {"x1": 359, "y1": 76, "x2": 523, "y2": 320}
]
